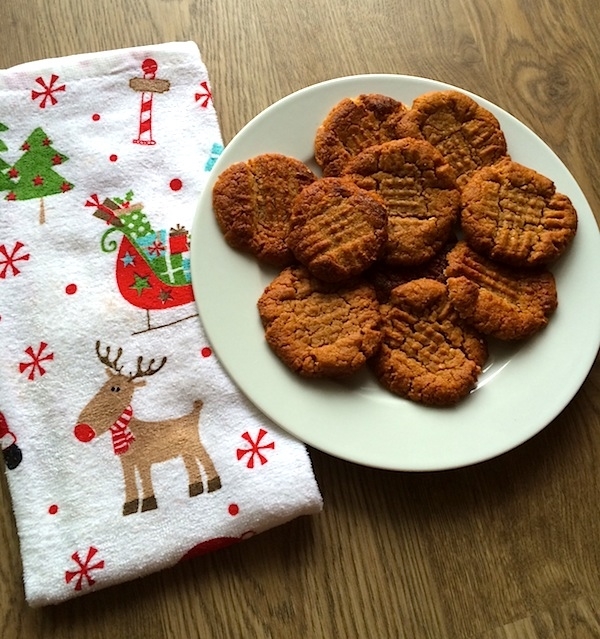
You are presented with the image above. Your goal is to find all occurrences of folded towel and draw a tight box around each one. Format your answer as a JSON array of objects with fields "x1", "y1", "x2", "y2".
[{"x1": 0, "y1": 41, "x2": 322, "y2": 606}]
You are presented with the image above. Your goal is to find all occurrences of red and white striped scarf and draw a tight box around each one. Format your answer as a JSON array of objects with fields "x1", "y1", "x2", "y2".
[{"x1": 109, "y1": 405, "x2": 135, "y2": 455}]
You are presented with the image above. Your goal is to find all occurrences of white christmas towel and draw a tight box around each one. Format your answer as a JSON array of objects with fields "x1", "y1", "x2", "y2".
[{"x1": 0, "y1": 41, "x2": 322, "y2": 606}]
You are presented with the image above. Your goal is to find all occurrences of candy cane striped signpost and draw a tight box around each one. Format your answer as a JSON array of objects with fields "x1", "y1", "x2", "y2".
[{"x1": 129, "y1": 59, "x2": 170, "y2": 146}]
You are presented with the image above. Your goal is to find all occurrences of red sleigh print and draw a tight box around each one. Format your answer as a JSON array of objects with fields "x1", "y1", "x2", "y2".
[
  {"x1": 86, "y1": 193, "x2": 197, "y2": 333},
  {"x1": 114, "y1": 235, "x2": 194, "y2": 310},
  {"x1": 73, "y1": 342, "x2": 221, "y2": 516},
  {"x1": 180, "y1": 531, "x2": 255, "y2": 562}
]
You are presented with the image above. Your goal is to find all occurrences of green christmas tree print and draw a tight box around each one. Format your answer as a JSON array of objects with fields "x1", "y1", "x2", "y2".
[
  {"x1": 5, "y1": 127, "x2": 73, "y2": 224},
  {"x1": 0, "y1": 123, "x2": 13, "y2": 192}
]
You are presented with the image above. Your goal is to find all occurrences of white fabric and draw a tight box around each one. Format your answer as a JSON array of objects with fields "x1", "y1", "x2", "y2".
[{"x1": 0, "y1": 41, "x2": 322, "y2": 606}]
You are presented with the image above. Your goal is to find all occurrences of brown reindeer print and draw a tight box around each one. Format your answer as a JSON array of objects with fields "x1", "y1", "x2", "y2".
[{"x1": 74, "y1": 341, "x2": 221, "y2": 516}]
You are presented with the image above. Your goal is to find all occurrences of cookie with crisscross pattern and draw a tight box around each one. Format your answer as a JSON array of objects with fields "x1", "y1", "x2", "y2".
[
  {"x1": 344, "y1": 138, "x2": 460, "y2": 266},
  {"x1": 257, "y1": 266, "x2": 382, "y2": 378},
  {"x1": 212, "y1": 153, "x2": 316, "y2": 266},
  {"x1": 460, "y1": 159, "x2": 578, "y2": 268},
  {"x1": 371, "y1": 278, "x2": 487, "y2": 406},
  {"x1": 314, "y1": 93, "x2": 407, "y2": 177},
  {"x1": 395, "y1": 90, "x2": 508, "y2": 187},
  {"x1": 287, "y1": 177, "x2": 388, "y2": 282},
  {"x1": 445, "y1": 241, "x2": 558, "y2": 340}
]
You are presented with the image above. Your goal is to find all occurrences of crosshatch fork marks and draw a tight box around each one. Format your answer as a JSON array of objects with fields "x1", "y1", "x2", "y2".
[
  {"x1": 447, "y1": 252, "x2": 525, "y2": 305},
  {"x1": 390, "y1": 298, "x2": 476, "y2": 372}
]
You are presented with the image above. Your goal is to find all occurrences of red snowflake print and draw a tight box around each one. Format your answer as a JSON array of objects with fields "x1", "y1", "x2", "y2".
[
  {"x1": 7, "y1": 167, "x2": 18, "y2": 180},
  {"x1": 0, "y1": 242, "x2": 30, "y2": 279},
  {"x1": 31, "y1": 74, "x2": 66, "y2": 108},
  {"x1": 147, "y1": 239, "x2": 166, "y2": 257},
  {"x1": 195, "y1": 81, "x2": 213, "y2": 108},
  {"x1": 19, "y1": 342, "x2": 54, "y2": 381},
  {"x1": 236, "y1": 428, "x2": 275, "y2": 468},
  {"x1": 65, "y1": 546, "x2": 105, "y2": 592}
]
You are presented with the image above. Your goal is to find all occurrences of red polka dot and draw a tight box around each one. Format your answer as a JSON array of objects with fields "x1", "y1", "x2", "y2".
[
  {"x1": 170, "y1": 178, "x2": 183, "y2": 191},
  {"x1": 92, "y1": 113, "x2": 101, "y2": 121},
  {"x1": 109, "y1": 154, "x2": 118, "y2": 162},
  {"x1": 201, "y1": 346, "x2": 212, "y2": 358},
  {"x1": 228, "y1": 504, "x2": 239, "y2": 516},
  {"x1": 48, "y1": 504, "x2": 58, "y2": 515},
  {"x1": 65, "y1": 283, "x2": 77, "y2": 295}
]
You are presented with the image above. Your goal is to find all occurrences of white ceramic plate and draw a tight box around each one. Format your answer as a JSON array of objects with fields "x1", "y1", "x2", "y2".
[{"x1": 192, "y1": 74, "x2": 600, "y2": 471}]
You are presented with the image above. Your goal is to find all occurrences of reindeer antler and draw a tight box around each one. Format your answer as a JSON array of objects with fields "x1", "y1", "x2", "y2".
[
  {"x1": 95, "y1": 340, "x2": 124, "y2": 373},
  {"x1": 95, "y1": 341, "x2": 167, "y2": 379},
  {"x1": 128, "y1": 354, "x2": 167, "y2": 381}
]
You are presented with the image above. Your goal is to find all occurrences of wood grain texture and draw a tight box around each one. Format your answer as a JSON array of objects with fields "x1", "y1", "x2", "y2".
[{"x1": 1, "y1": 0, "x2": 599, "y2": 637}]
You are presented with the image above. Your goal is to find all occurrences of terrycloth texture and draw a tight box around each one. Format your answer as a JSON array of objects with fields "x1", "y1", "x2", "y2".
[{"x1": 0, "y1": 42, "x2": 322, "y2": 606}]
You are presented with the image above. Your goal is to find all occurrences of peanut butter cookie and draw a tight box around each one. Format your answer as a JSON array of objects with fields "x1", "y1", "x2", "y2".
[
  {"x1": 314, "y1": 93, "x2": 407, "y2": 177},
  {"x1": 257, "y1": 266, "x2": 382, "y2": 378},
  {"x1": 460, "y1": 159, "x2": 578, "y2": 268},
  {"x1": 395, "y1": 90, "x2": 508, "y2": 187},
  {"x1": 371, "y1": 278, "x2": 488, "y2": 406},
  {"x1": 344, "y1": 138, "x2": 460, "y2": 266},
  {"x1": 212, "y1": 153, "x2": 316, "y2": 266},
  {"x1": 287, "y1": 177, "x2": 388, "y2": 282},
  {"x1": 445, "y1": 241, "x2": 558, "y2": 340}
]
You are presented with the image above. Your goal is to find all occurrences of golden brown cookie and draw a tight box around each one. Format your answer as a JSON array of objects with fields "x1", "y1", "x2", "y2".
[
  {"x1": 257, "y1": 266, "x2": 382, "y2": 378},
  {"x1": 444, "y1": 241, "x2": 558, "y2": 340},
  {"x1": 366, "y1": 237, "x2": 457, "y2": 303},
  {"x1": 287, "y1": 177, "x2": 388, "y2": 282},
  {"x1": 371, "y1": 278, "x2": 488, "y2": 406},
  {"x1": 314, "y1": 93, "x2": 407, "y2": 177},
  {"x1": 395, "y1": 90, "x2": 508, "y2": 186},
  {"x1": 460, "y1": 159, "x2": 578, "y2": 268},
  {"x1": 212, "y1": 153, "x2": 316, "y2": 266},
  {"x1": 343, "y1": 138, "x2": 460, "y2": 266}
]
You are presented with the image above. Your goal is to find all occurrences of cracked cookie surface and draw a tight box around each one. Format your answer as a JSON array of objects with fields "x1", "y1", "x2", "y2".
[
  {"x1": 257, "y1": 266, "x2": 382, "y2": 378},
  {"x1": 344, "y1": 138, "x2": 460, "y2": 266},
  {"x1": 460, "y1": 159, "x2": 578, "y2": 268},
  {"x1": 371, "y1": 278, "x2": 487, "y2": 406},
  {"x1": 212, "y1": 153, "x2": 316, "y2": 266},
  {"x1": 445, "y1": 241, "x2": 558, "y2": 340},
  {"x1": 314, "y1": 93, "x2": 407, "y2": 177}
]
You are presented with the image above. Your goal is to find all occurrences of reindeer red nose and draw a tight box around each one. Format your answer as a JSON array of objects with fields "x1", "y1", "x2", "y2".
[{"x1": 74, "y1": 423, "x2": 96, "y2": 443}]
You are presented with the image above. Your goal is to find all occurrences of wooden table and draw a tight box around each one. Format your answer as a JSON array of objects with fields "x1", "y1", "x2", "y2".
[{"x1": 1, "y1": 1, "x2": 599, "y2": 637}]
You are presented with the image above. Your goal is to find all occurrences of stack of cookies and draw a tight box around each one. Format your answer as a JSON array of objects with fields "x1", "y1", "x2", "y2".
[{"x1": 212, "y1": 90, "x2": 578, "y2": 406}]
